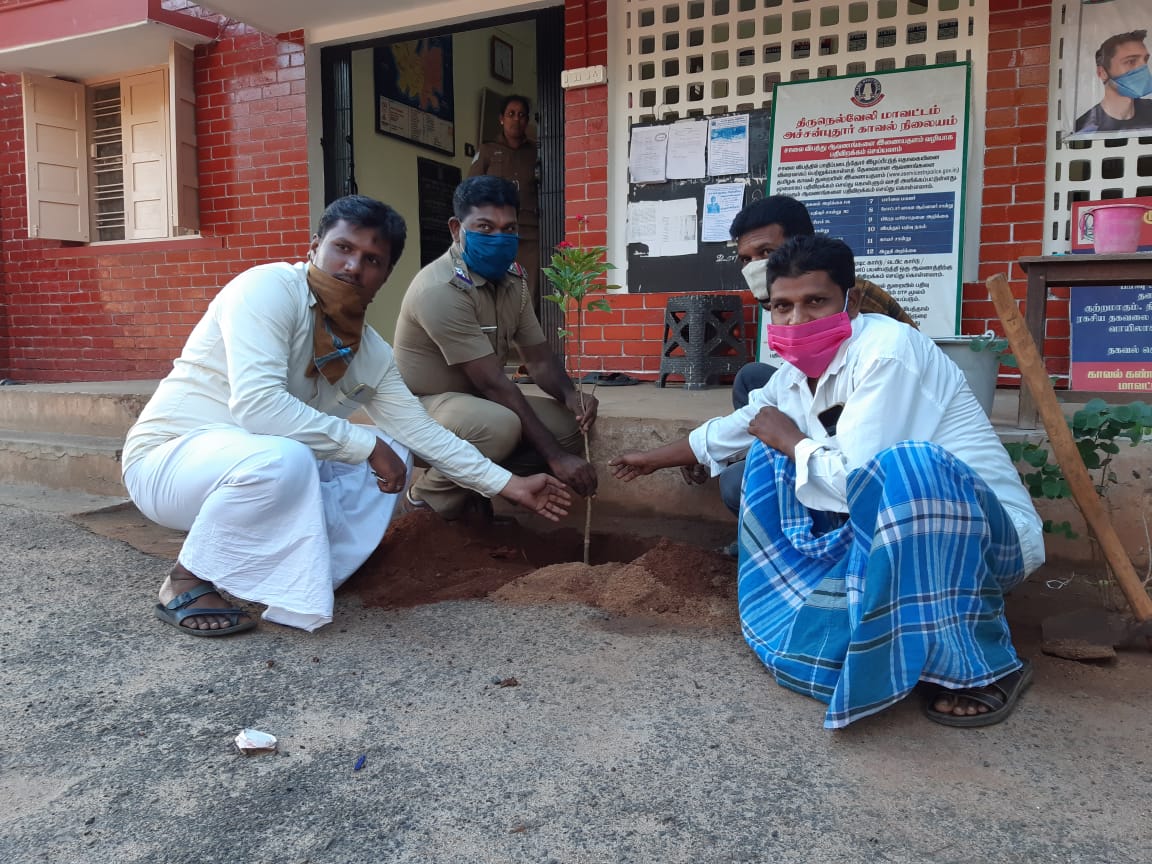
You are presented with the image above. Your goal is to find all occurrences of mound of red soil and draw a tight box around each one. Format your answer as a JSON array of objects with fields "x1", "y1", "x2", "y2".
[{"x1": 344, "y1": 511, "x2": 737, "y2": 626}]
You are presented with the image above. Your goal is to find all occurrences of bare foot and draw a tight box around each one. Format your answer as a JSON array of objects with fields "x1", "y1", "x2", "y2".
[
  {"x1": 931, "y1": 688, "x2": 993, "y2": 718},
  {"x1": 158, "y1": 563, "x2": 251, "y2": 632}
]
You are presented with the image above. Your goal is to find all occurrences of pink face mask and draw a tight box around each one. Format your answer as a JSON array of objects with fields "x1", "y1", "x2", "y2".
[{"x1": 766, "y1": 294, "x2": 852, "y2": 379}]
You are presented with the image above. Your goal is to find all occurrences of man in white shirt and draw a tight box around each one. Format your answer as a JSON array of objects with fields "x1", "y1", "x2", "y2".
[
  {"x1": 123, "y1": 195, "x2": 571, "y2": 637},
  {"x1": 684, "y1": 194, "x2": 917, "y2": 533},
  {"x1": 610, "y1": 235, "x2": 1044, "y2": 729}
]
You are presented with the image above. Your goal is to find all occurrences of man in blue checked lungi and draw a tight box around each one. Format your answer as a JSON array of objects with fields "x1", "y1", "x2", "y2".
[{"x1": 610, "y1": 235, "x2": 1045, "y2": 729}]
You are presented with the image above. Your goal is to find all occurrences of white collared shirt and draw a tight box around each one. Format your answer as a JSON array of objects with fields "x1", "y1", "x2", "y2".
[
  {"x1": 123, "y1": 261, "x2": 511, "y2": 497},
  {"x1": 688, "y1": 314, "x2": 1044, "y2": 573}
]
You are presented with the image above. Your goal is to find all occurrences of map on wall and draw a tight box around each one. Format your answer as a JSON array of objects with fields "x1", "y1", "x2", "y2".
[{"x1": 375, "y1": 37, "x2": 455, "y2": 155}]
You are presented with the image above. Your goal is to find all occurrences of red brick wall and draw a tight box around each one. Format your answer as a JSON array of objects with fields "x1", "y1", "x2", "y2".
[
  {"x1": 962, "y1": 0, "x2": 1059, "y2": 380},
  {"x1": 563, "y1": 0, "x2": 607, "y2": 250},
  {"x1": 562, "y1": 0, "x2": 753, "y2": 378},
  {"x1": 0, "y1": 17, "x2": 309, "y2": 381},
  {"x1": 563, "y1": 0, "x2": 1060, "y2": 381},
  {"x1": 1, "y1": 0, "x2": 1064, "y2": 384}
]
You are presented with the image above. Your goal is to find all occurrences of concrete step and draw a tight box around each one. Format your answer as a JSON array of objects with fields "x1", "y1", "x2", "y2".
[
  {"x1": 0, "y1": 428, "x2": 126, "y2": 497},
  {"x1": 0, "y1": 482, "x2": 129, "y2": 515},
  {"x1": 0, "y1": 381, "x2": 155, "y2": 437},
  {"x1": 0, "y1": 381, "x2": 1134, "y2": 570}
]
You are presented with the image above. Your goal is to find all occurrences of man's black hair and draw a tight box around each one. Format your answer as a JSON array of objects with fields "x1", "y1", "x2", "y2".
[
  {"x1": 729, "y1": 195, "x2": 816, "y2": 242},
  {"x1": 316, "y1": 195, "x2": 407, "y2": 267},
  {"x1": 453, "y1": 175, "x2": 520, "y2": 220},
  {"x1": 764, "y1": 234, "x2": 855, "y2": 298},
  {"x1": 500, "y1": 93, "x2": 531, "y2": 115},
  {"x1": 1096, "y1": 30, "x2": 1147, "y2": 70}
]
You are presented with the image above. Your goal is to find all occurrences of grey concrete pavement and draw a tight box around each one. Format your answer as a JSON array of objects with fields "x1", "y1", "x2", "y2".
[{"x1": 2, "y1": 500, "x2": 1151, "y2": 863}]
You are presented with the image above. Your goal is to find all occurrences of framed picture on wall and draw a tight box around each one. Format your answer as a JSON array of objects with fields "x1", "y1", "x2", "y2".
[
  {"x1": 491, "y1": 36, "x2": 513, "y2": 84},
  {"x1": 374, "y1": 37, "x2": 455, "y2": 155}
]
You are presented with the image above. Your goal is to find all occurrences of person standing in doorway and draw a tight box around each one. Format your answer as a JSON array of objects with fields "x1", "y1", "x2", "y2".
[{"x1": 470, "y1": 94, "x2": 541, "y2": 302}]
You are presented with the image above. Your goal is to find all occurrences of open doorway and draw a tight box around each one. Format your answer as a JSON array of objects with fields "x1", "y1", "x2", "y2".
[{"x1": 319, "y1": 7, "x2": 565, "y2": 350}]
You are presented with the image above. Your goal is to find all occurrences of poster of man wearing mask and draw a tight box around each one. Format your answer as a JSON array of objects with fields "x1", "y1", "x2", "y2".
[{"x1": 1066, "y1": 0, "x2": 1152, "y2": 138}]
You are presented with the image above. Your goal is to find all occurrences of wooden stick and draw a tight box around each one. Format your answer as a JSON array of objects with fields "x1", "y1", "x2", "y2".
[{"x1": 986, "y1": 273, "x2": 1152, "y2": 622}]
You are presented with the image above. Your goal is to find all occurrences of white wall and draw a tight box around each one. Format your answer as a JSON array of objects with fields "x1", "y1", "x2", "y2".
[{"x1": 349, "y1": 20, "x2": 538, "y2": 340}]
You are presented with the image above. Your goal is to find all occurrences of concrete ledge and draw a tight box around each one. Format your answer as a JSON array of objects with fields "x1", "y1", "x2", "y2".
[
  {"x1": 0, "y1": 379, "x2": 1146, "y2": 569},
  {"x1": 0, "y1": 482, "x2": 129, "y2": 515},
  {"x1": 0, "y1": 429, "x2": 126, "y2": 497},
  {"x1": 0, "y1": 381, "x2": 156, "y2": 438}
]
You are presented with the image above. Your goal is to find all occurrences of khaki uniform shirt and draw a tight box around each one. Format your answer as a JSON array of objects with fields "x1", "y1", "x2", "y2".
[
  {"x1": 469, "y1": 135, "x2": 539, "y2": 229},
  {"x1": 393, "y1": 245, "x2": 547, "y2": 397}
]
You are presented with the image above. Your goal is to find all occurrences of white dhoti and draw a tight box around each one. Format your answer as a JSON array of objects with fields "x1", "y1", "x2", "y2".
[{"x1": 124, "y1": 424, "x2": 408, "y2": 632}]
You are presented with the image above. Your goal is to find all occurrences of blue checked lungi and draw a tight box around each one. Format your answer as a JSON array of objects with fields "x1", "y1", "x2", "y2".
[{"x1": 737, "y1": 440, "x2": 1027, "y2": 729}]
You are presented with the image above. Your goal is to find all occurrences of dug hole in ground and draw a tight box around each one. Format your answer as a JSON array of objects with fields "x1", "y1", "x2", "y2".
[{"x1": 75, "y1": 492, "x2": 1152, "y2": 657}]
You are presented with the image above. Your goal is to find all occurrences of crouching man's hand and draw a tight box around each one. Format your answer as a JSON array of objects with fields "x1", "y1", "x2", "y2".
[
  {"x1": 609, "y1": 439, "x2": 698, "y2": 483},
  {"x1": 548, "y1": 452, "x2": 598, "y2": 497},
  {"x1": 748, "y1": 406, "x2": 805, "y2": 459},
  {"x1": 565, "y1": 390, "x2": 599, "y2": 435},
  {"x1": 368, "y1": 438, "x2": 407, "y2": 493},
  {"x1": 500, "y1": 474, "x2": 574, "y2": 522},
  {"x1": 608, "y1": 451, "x2": 659, "y2": 483}
]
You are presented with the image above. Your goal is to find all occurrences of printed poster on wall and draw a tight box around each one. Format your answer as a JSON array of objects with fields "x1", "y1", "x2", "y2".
[
  {"x1": 1063, "y1": 0, "x2": 1152, "y2": 141},
  {"x1": 762, "y1": 63, "x2": 970, "y2": 359},
  {"x1": 375, "y1": 37, "x2": 455, "y2": 155},
  {"x1": 1069, "y1": 284, "x2": 1152, "y2": 392}
]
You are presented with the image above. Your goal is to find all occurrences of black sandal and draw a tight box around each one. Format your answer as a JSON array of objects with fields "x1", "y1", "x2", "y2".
[
  {"x1": 154, "y1": 584, "x2": 256, "y2": 637},
  {"x1": 923, "y1": 659, "x2": 1033, "y2": 728}
]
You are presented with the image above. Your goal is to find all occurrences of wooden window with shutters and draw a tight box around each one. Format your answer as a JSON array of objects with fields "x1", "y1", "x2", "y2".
[
  {"x1": 121, "y1": 68, "x2": 169, "y2": 240},
  {"x1": 22, "y1": 74, "x2": 90, "y2": 242},
  {"x1": 20, "y1": 42, "x2": 199, "y2": 243}
]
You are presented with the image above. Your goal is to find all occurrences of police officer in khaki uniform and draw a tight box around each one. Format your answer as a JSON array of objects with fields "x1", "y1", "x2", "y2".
[
  {"x1": 393, "y1": 176, "x2": 596, "y2": 520},
  {"x1": 469, "y1": 94, "x2": 540, "y2": 302}
]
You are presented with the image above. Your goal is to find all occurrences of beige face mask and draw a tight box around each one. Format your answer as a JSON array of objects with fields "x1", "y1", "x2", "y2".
[{"x1": 741, "y1": 258, "x2": 771, "y2": 302}]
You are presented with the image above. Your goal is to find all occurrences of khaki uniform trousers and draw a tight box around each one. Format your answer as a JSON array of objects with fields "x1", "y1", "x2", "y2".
[{"x1": 413, "y1": 391, "x2": 582, "y2": 518}]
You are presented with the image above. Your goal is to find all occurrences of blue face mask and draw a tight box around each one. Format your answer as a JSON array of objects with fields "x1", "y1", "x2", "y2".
[
  {"x1": 461, "y1": 230, "x2": 520, "y2": 283},
  {"x1": 1110, "y1": 64, "x2": 1152, "y2": 100}
]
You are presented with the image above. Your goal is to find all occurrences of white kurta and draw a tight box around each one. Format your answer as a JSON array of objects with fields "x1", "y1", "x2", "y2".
[
  {"x1": 123, "y1": 261, "x2": 513, "y2": 631},
  {"x1": 687, "y1": 313, "x2": 1045, "y2": 576}
]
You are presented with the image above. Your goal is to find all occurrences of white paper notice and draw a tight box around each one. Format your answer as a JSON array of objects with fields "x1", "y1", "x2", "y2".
[
  {"x1": 627, "y1": 197, "x2": 698, "y2": 258},
  {"x1": 665, "y1": 119, "x2": 708, "y2": 179},
  {"x1": 701, "y1": 182, "x2": 746, "y2": 242},
  {"x1": 628, "y1": 126, "x2": 669, "y2": 183},
  {"x1": 626, "y1": 201, "x2": 658, "y2": 244},
  {"x1": 707, "y1": 114, "x2": 750, "y2": 176}
]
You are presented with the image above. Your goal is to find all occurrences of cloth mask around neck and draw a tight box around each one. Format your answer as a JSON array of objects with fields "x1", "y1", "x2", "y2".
[
  {"x1": 305, "y1": 262, "x2": 371, "y2": 385},
  {"x1": 1110, "y1": 64, "x2": 1152, "y2": 100},
  {"x1": 766, "y1": 289, "x2": 853, "y2": 379},
  {"x1": 741, "y1": 258, "x2": 771, "y2": 301},
  {"x1": 461, "y1": 229, "x2": 520, "y2": 282}
]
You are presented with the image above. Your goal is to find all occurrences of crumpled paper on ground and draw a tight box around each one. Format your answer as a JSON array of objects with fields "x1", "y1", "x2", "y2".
[{"x1": 234, "y1": 728, "x2": 278, "y2": 755}]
